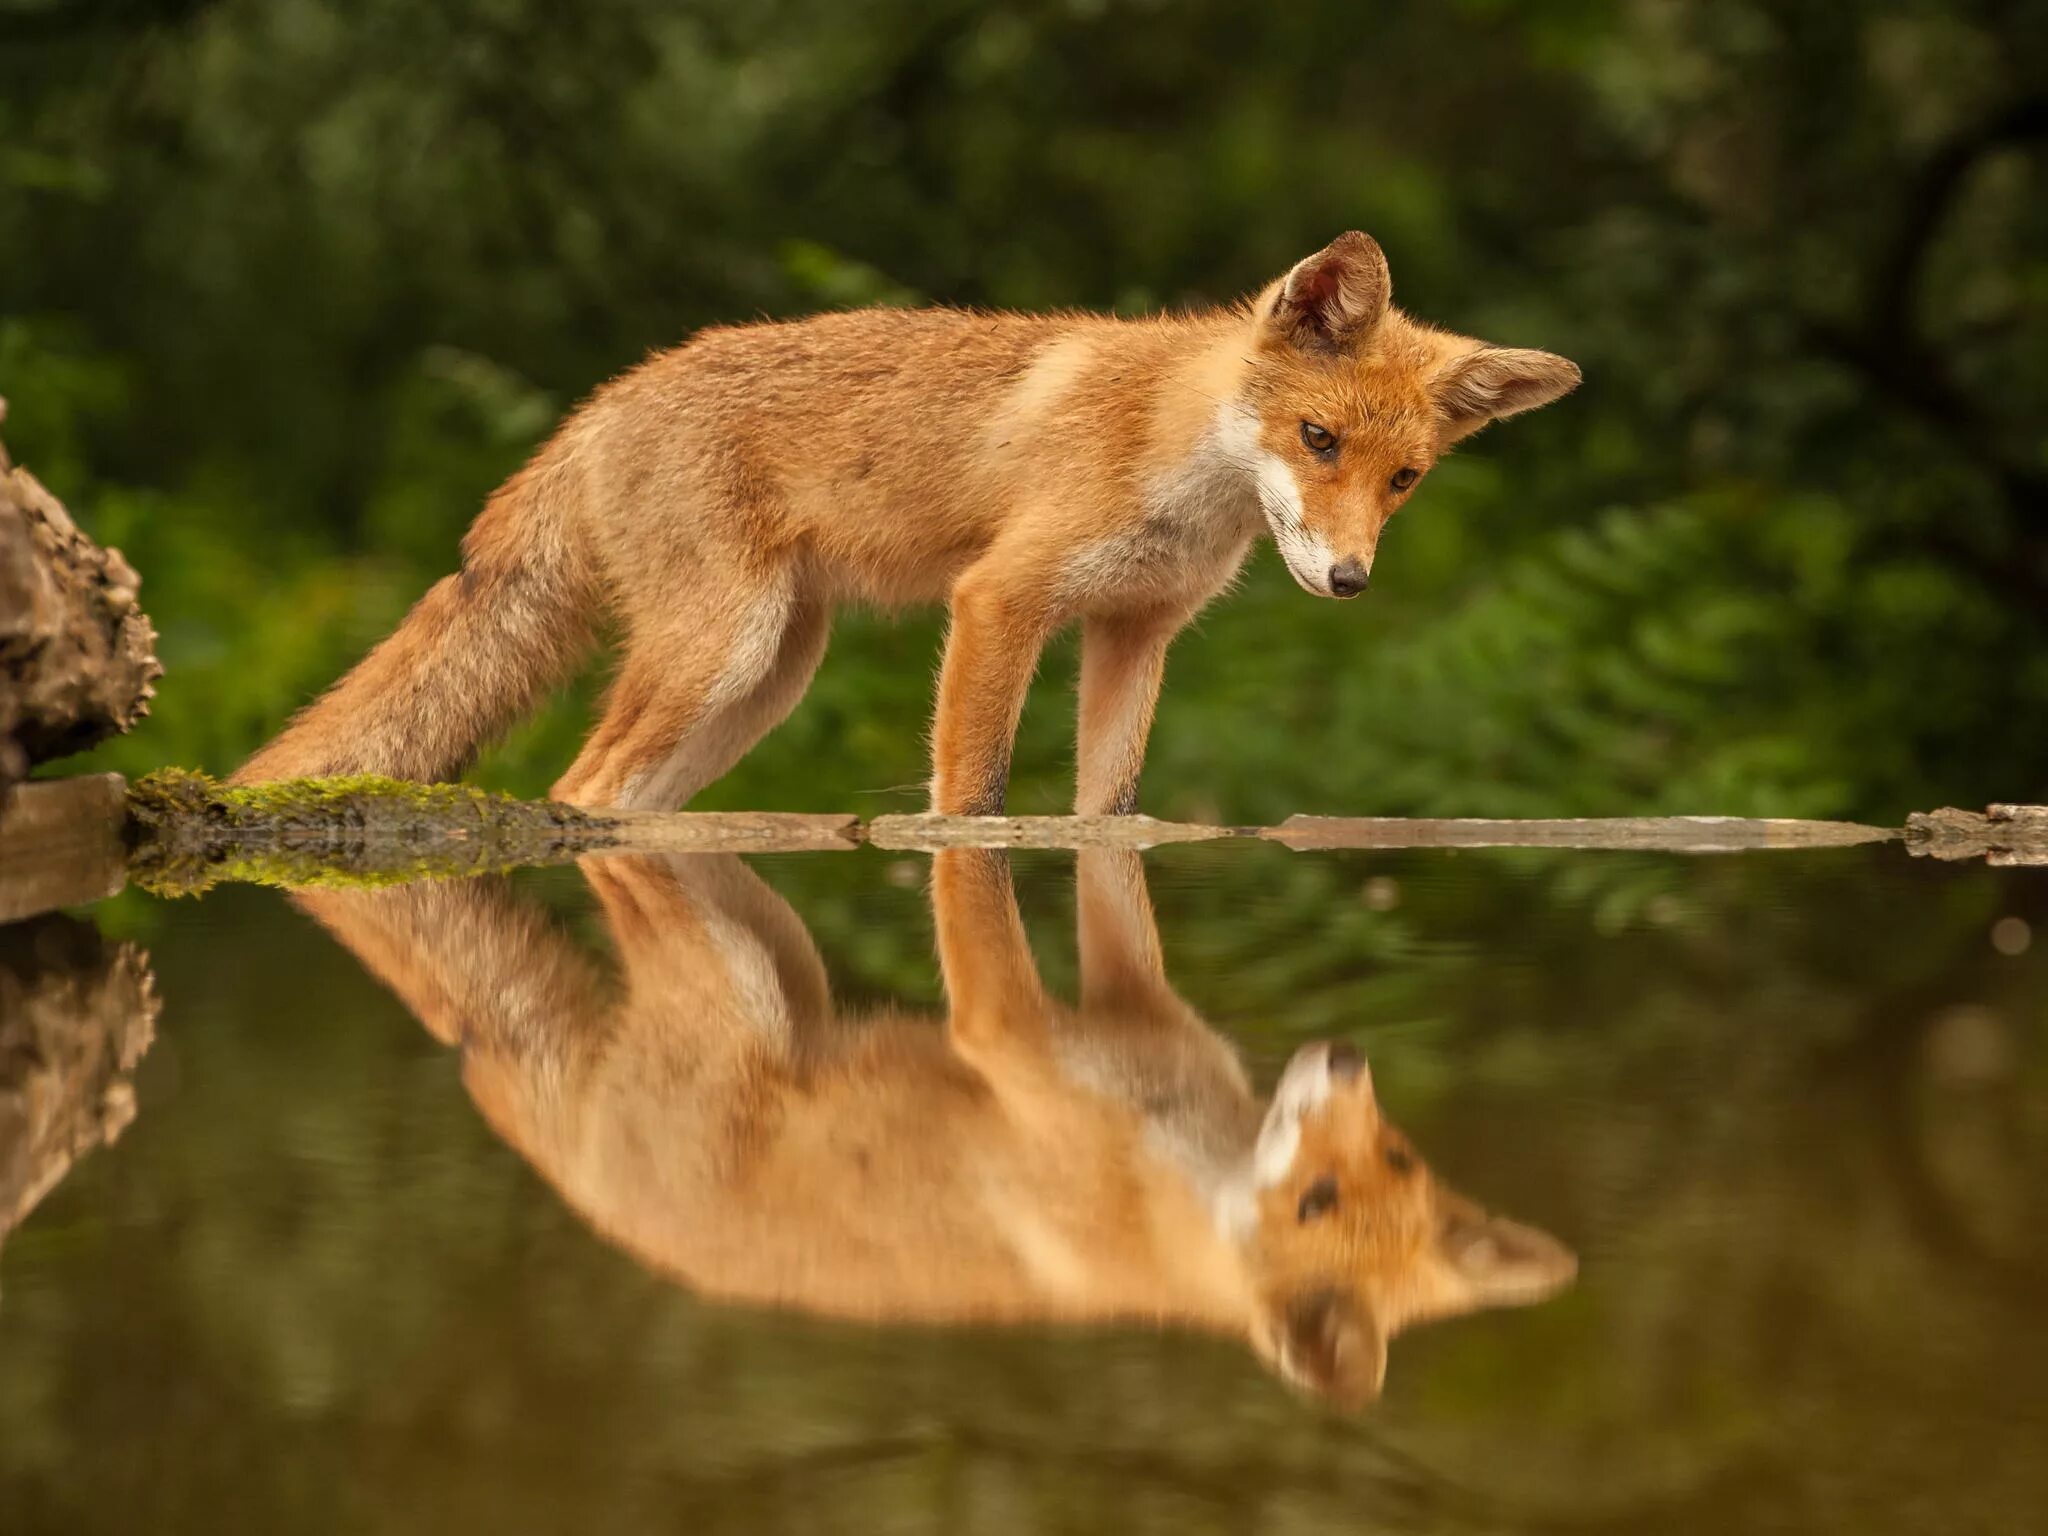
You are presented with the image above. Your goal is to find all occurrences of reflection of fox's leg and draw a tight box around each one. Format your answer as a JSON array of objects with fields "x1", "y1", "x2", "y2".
[
  {"x1": 581, "y1": 853, "x2": 831, "y2": 1043},
  {"x1": 934, "y1": 849, "x2": 1052, "y2": 1062},
  {"x1": 1069, "y1": 848, "x2": 1254, "y2": 1126},
  {"x1": 1076, "y1": 847, "x2": 1177, "y2": 1017},
  {"x1": 551, "y1": 568, "x2": 805, "y2": 810}
]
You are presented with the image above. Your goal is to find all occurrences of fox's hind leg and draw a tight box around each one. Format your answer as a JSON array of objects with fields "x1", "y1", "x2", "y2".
[
  {"x1": 629, "y1": 599, "x2": 831, "y2": 806},
  {"x1": 551, "y1": 589, "x2": 827, "y2": 810},
  {"x1": 552, "y1": 577, "x2": 788, "y2": 809}
]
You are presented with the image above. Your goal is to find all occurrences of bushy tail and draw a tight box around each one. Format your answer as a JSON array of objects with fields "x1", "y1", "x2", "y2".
[{"x1": 232, "y1": 464, "x2": 595, "y2": 786}]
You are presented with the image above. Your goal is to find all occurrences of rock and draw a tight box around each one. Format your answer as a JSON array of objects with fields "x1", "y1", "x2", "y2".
[{"x1": 0, "y1": 398, "x2": 163, "y2": 799}]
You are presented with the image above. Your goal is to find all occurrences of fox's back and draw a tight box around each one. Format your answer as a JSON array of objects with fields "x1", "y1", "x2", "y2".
[{"x1": 564, "y1": 305, "x2": 1240, "y2": 607}]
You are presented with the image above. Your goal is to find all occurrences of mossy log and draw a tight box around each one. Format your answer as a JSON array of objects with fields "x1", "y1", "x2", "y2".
[
  {"x1": 0, "y1": 913, "x2": 159, "y2": 1265},
  {"x1": 0, "y1": 400, "x2": 162, "y2": 798},
  {"x1": 125, "y1": 771, "x2": 862, "y2": 896}
]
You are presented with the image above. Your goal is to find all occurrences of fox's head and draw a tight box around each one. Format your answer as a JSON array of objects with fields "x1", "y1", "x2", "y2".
[
  {"x1": 1226, "y1": 1040, "x2": 1576, "y2": 1410},
  {"x1": 1227, "y1": 231, "x2": 1580, "y2": 598}
]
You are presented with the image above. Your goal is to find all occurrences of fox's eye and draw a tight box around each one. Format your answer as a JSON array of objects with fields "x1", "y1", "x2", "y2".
[
  {"x1": 1298, "y1": 1176, "x2": 1340, "y2": 1223},
  {"x1": 1301, "y1": 422, "x2": 1337, "y2": 455},
  {"x1": 1384, "y1": 1145, "x2": 1414, "y2": 1175},
  {"x1": 1390, "y1": 467, "x2": 1419, "y2": 491}
]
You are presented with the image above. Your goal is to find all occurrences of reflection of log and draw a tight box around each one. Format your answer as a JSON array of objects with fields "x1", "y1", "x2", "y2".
[
  {"x1": 0, "y1": 399, "x2": 162, "y2": 798},
  {"x1": 0, "y1": 913, "x2": 158, "y2": 1263}
]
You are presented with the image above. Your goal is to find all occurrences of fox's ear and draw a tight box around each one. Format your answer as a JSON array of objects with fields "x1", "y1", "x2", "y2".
[
  {"x1": 1430, "y1": 345, "x2": 1581, "y2": 443},
  {"x1": 1435, "y1": 1209, "x2": 1578, "y2": 1311},
  {"x1": 1256, "y1": 1286, "x2": 1388, "y2": 1410},
  {"x1": 1264, "y1": 232, "x2": 1391, "y2": 354}
]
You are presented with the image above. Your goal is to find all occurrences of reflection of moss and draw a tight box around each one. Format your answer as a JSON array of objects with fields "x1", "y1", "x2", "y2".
[{"x1": 126, "y1": 770, "x2": 614, "y2": 897}]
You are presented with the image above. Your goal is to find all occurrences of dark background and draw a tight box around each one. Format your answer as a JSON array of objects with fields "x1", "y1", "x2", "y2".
[{"x1": 4, "y1": 0, "x2": 2046, "y2": 819}]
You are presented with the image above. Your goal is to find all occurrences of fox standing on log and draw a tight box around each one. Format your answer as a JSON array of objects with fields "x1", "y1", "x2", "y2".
[{"x1": 234, "y1": 233, "x2": 1579, "y2": 811}]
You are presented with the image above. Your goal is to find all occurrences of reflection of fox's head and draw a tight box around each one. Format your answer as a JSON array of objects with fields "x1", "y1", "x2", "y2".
[{"x1": 1227, "y1": 1041, "x2": 1576, "y2": 1410}]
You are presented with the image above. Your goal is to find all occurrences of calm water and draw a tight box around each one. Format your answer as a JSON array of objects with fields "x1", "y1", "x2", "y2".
[{"x1": 2, "y1": 841, "x2": 2044, "y2": 1534}]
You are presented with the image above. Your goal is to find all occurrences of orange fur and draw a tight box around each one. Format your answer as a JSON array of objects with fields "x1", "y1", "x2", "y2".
[
  {"x1": 296, "y1": 848, "x2": 1575, "y2": 1409},
  {"x1": 234, "y1": 233, "x2": 1578, "y2": 811}
]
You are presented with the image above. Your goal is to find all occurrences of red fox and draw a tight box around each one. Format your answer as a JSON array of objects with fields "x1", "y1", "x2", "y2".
[
  {"x1": 234, "y1": 233, "x2": 1578, "y2": 812},
  {"x1": 296, "y1": 849, "x2": 1576, "y2": 1409}
]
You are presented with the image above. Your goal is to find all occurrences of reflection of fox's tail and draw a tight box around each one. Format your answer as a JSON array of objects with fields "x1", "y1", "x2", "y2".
[{"x1": 231, "y1": 458, "x2": 595, "y2": 786}]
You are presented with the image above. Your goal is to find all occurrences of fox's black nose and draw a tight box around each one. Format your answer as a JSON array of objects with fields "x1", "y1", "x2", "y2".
[
  {"x1": 1326, "y1": 1041, "x2": 1366, "y2": 1082},
  {"x1": 1328, "y1": 559, "x2": 1370, "y2": 598}
]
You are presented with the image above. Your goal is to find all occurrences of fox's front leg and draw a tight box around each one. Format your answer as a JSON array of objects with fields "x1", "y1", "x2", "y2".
[
  {"x1": 930, "y1": 559, "x2": 1059, "y2": 816},
  {"x1": 1075, "y1": 608, "x2": 1184, "y2": 816}
]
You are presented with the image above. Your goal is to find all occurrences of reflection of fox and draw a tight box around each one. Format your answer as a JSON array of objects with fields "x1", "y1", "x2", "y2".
[
  {"x1": 235, "y1": 232, "x2": 1577, "y2": 813},
  {"x1": 299, "y1": 850, "x2": 1573, "y2": 1408}
]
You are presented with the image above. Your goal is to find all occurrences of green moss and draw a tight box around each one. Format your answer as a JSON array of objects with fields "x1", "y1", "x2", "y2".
[
  {"x1": 125, "y1": 770, "x2": 614, "y2": 897},
  {"x1": 128, "y1": 767, "x2": 533, "y2": 825}
]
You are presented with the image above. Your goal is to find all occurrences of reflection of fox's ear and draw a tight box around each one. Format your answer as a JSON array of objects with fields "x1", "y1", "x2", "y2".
[
  {"x1": 1435, "y1": 1208, "x2": 1578, "y2": 1311},
  {"x1": 1264, "y1": 232, "x2": 1392, "y2": 354},
  {"x1": 1429, "y1": 344, "x2": 1581, "y2": 443},
  {"x1": 1255, "y1": 1285, "x2": 1388, "y2": 1411}
]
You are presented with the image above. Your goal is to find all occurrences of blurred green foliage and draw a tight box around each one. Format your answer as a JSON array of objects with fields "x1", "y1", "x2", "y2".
[{"x1": 3, "y1": 0, "x2": 2046, "y2": 819}]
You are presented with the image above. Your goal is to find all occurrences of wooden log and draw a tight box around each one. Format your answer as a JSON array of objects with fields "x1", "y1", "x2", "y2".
[
  {"x1": 0, "y1": 773, "x2": 129, "y2": 924},
  {"x1": 1264, "y1": 814, "x2": 1899, "y2": 853},
  {"x1": 0, "y1": 400, "x2": 162, "y2": 797},
  {"x1": 594, "y1": 808, "x2": 862, "y2": 854},
  {"x1": 0, "y1": 913, "x2": 158, "y2": 1262},
  {"x1": 867, "y1": 813, "x2": 1236, "y2": 850}
]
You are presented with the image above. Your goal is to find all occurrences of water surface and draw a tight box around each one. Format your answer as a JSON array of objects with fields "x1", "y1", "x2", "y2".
[{"x1": 2, "y1": 840, "x2": 2043, "y2": 1534}]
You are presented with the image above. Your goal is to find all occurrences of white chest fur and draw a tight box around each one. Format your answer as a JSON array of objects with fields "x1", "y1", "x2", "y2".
[{"x1": 1054, "y1": 417, "x2": 1263, "y2": 613}]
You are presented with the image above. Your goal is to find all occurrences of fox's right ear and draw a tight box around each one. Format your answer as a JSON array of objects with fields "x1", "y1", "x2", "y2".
[
  {"x1": 1429, "y1": 344, "x2": 1581, "y2": 443},
  {"x1": 1262, "y1": 232, "x2": 1391, "y2": 354}
]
